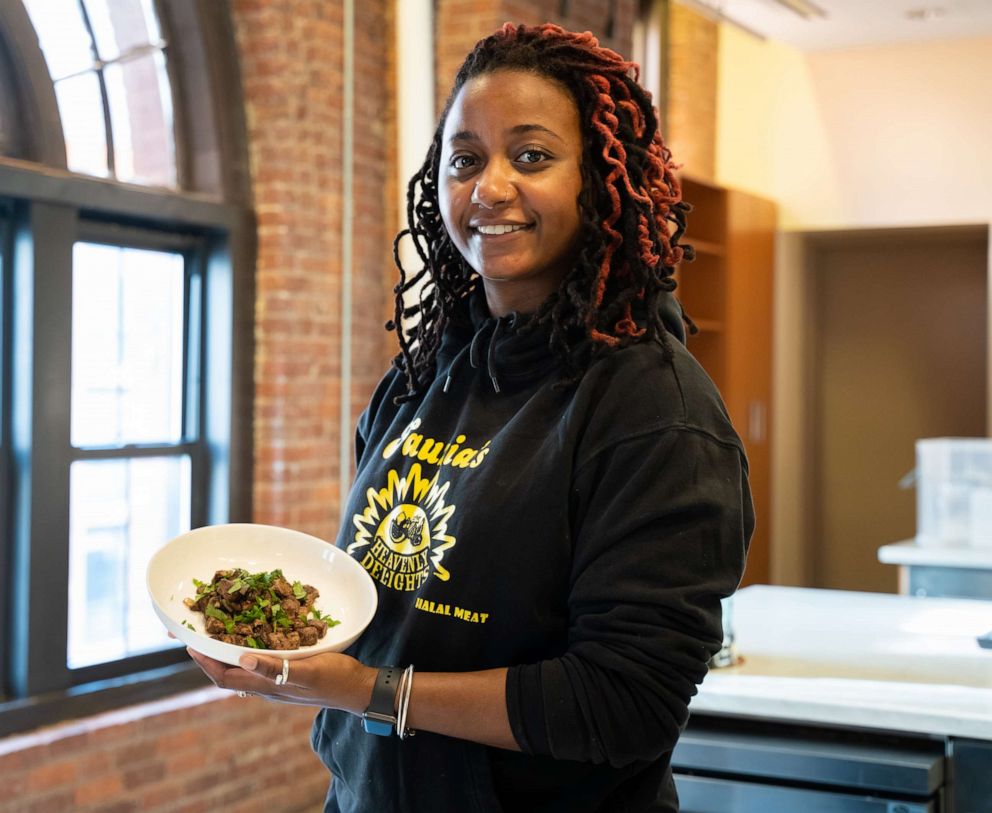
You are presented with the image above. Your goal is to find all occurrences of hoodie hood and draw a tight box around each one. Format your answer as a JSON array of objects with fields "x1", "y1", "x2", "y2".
[
  {"x1": 436, "y1": 287, "x2": 687, "y2": 394},
  {"x1": 437, "y1": 288, "x2": 557, "y2": 394}
]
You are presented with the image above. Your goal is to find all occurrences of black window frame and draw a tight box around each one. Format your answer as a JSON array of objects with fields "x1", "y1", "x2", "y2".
[
  {"x1": 0, "y1": 199, "x2": 12, "y2": 705},
  {"x1": 0, "y1": 173, "x2": 253, "y2": 736},
  {"x1": 0, "y1": 0, "x2": 254, "y2": 737}
]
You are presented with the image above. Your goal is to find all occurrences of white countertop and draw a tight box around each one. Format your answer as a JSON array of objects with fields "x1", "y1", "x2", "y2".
[
  {"x1": 691, "y1": 585, "x2": 992, "y2": 741},
  {"x1": 878, "y1": 539, "x2": 992, "y2": 569}
]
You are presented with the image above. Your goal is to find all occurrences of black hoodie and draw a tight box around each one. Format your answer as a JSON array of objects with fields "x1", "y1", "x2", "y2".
[{"x1": 312, "y1": 290, "x2": 752, "y2": 812}]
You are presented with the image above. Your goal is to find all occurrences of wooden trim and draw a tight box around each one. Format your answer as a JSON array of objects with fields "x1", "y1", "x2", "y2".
[
  {"x1": 0, "y1": 1, "x2": 66, "y2": 167},
  {"x1": 0, "y1": 158, "x2": 238, "y2": 229}
]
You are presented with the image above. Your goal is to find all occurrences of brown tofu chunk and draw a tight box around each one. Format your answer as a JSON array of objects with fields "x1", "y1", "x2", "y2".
[
  {"x1": 265, "y1": 632, "x2": 291, "y2": 650},
  {"x1": 272, "y1": 577, "x2": 294, "y2": 599}
]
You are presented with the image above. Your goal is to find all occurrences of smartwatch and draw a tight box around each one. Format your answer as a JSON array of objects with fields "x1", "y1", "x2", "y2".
[{"x1": 362, "y1": 666, "x2": 400, "y2": 736}]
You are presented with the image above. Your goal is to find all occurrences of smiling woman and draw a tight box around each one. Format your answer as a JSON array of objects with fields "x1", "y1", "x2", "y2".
[{"x1": 186, "y1": 21, "x2": 753, "y2": 813}]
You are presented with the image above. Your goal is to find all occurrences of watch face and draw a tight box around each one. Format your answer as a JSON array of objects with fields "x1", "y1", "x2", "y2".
[{"x1": 362, "y1": 715, "x2": 395, "y2": 736}]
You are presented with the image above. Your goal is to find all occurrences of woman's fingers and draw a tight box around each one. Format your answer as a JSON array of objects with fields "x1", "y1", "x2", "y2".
[
  {"x1": 238, "y1": 652, "x2": 292, "y2": 684},
  {"x1": 185, "y1": 647, "x2": 361, "y2": 710}
]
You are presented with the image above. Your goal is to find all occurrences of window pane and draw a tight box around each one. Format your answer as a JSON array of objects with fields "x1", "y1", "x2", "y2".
[
  {"x1": 23, "y1": 0, "x2": 95, "y2": 81},
  {"x1": 83, "y1": 0, "x2": 161, "y2": 61},
  {"x1": 68, "y1": 455, "x2": 191, "y2": 669},
  {"x1": 54, "y1": 71, "x2": 109, "y2": 177},
  {"x1": 72, "y1": 243, "x2": 185, "y2": 447},
  {"x1": 105, "y1": 51, "x2": 176, "y2": 187}
]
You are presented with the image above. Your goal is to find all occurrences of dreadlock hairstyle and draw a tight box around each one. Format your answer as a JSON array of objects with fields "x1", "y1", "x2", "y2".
[{"x1": 389, "y1": 22, "x2": 694, "y2": 400}]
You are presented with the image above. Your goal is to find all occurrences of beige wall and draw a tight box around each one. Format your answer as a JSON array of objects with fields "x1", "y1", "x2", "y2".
[{"x1": 715, "y1": 29, "x2": 992, "y2": 230}]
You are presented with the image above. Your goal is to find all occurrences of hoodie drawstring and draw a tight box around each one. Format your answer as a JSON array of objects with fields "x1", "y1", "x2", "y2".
[
  {"x1": 486, "y1": 318, "x2": 505, "y2": 393},
  {"x1": 443, "y1": 315, "x2": 509, "y2": 394}
]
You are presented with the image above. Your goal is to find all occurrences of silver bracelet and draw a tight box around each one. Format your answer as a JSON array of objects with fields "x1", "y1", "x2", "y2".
[{"x1": 396, "y1": 664, "x2": 415, "y2": 739}]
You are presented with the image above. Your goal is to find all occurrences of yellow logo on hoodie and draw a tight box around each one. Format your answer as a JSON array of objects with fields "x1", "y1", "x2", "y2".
[{"x1": 348, "y1": 464, "x2": 457, "y2": 591}]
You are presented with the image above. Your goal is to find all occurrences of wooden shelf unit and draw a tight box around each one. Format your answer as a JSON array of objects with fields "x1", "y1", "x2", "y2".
[{"x1": 675, "y1": 174, "x2": 777, "y2": 587}]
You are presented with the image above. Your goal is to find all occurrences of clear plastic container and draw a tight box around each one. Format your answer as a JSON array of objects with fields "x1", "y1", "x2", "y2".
[{"x1": 916, "y1": 438, "x2": 992, "y2": 548}]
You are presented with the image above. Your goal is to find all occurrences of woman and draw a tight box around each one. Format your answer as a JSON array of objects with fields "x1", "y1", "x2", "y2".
[{"x1": 190, "y1": 22, "x2": 752, "y2": 812}]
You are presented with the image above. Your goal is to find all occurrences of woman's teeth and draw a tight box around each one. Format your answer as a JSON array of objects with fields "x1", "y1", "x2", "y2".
[{"x1": 475, "y1": 224, "x2": 528, "y2": 235}]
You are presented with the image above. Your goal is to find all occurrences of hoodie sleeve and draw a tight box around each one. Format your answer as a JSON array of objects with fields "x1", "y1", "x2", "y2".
[{"x1": 505, "y1": 426, "x2": 753, "y2": 767}]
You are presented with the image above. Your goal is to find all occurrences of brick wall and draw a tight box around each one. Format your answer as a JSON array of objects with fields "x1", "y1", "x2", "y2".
[
  {"x1": 240, "y1": 0, "x2": 395, "y2": 541},
  {"x1": 0, "y1": 690, "x2": 326, "y2": 813},
  {"x1": 666, "y1": 2, "x2": 718, "y2": 180},
  {"x1": 435, "y1": 0, "x2": 636, "y2": 114}
]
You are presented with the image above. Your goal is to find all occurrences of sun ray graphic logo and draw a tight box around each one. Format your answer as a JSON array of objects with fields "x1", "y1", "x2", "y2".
[{"x1": 348, "y1": 464, "x2": 457, "y2": 591}]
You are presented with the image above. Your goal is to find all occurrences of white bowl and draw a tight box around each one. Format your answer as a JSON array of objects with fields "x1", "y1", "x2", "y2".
[{"x1": 147, "y1": 523, "x2": 377, "y2": 666}]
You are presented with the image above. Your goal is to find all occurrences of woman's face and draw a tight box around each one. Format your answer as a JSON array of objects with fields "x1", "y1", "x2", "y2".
[{"x1": 438, "y1": 68, "x2": 585, "y2": 317}]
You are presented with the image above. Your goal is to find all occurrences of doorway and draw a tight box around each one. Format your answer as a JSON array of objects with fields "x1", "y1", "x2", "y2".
[{"x1": 773, "y1": 225, "x2": 989, "y2": 593}]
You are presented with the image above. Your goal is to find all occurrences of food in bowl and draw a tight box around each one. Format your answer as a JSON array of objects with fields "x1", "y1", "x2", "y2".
[{"x1": 184, "y1": 567, "x2": 341, "y2": 650}]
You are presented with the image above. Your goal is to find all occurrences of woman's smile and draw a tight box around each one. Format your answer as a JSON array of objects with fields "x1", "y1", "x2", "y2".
[{"x1": 471, "y1": 223, "x2": 533, "y2": 237}]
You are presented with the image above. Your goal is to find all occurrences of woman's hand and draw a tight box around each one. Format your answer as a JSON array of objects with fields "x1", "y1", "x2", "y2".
[
  {"x1": 186, "y1": 646, "x2": 519, "y2": 750},
  {"x1": 187, "y1": 647, "x2": 376, "y2": 715}
]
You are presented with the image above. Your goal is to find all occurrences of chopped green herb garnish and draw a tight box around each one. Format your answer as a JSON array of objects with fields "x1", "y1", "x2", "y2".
[{"x1": 186, "y1": 568, "x2": 334, "y2": 651}]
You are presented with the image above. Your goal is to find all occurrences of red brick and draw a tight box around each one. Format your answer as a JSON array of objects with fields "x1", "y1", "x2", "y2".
[
  {"x1": 121, "y1": 760, "x2": 165, "y2": 790},
  {"x1": 74, "y1": 773, "x2": 124, "y2": 807},
  {"x1": 24, "y1": 791, "x2": 77, "y2": 813},
  {"x1": 26, "y1": 759, "x2": 77, "y2": 791}
]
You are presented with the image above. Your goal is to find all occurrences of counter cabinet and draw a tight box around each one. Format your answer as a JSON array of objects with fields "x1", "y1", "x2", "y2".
[{"x1": 674, "y1": 714, "x2": 991, "y2": 813}]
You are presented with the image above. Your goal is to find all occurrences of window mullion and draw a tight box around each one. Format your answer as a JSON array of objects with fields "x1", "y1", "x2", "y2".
[
  {"x1": 70, "y1": 442, "x2": 199, "y2": 461},
  {"x1": 10, "y1": 201, "x2": 75, "y2": 697},
  {"x1": 74, "y1": 0, "x2": 115, "y2": 179}
]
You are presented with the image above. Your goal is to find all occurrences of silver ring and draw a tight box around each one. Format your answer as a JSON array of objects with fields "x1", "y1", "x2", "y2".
[
  {"x1": 236, "y1": 691, "x2": 249, "y2": 698},
  {"x1": 275, "y1": 658, "x2": 290, "y2": 686}
]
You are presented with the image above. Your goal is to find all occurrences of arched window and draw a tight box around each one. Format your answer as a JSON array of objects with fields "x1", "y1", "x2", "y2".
[
  {"x1": 0, "y1": 0, "x2": 253, "y2": 735},
  {"x1": 22, "y1": 0, "x2": 175, "y2": 184}
]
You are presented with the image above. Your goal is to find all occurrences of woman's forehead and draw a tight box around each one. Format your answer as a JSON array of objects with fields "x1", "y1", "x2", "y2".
[{"x1": 443, "y1": 69, "x2": 580, "y2": 141}]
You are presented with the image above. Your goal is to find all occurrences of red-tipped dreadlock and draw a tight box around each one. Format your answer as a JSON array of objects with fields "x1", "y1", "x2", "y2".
[{"x1": 390, "y1": 22, "x2": 694, "y2": 398}]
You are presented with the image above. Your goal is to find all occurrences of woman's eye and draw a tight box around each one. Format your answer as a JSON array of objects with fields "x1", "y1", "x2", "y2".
[
  {"x1": 450, "y1": 155, "x2": 476, "y2": 170},
  {"x1": 518, "y1": 149, "x2": 550, "y2": 165}
]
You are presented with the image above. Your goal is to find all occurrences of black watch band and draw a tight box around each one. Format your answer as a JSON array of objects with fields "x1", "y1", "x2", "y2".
[{"x1": 362, "y1": 666, "x2": 400, "y2": 736}]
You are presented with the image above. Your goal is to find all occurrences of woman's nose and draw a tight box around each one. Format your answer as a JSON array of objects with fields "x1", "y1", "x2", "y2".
[{"x1": 470, "y1": 163, "x2": 514, "y2": 208}]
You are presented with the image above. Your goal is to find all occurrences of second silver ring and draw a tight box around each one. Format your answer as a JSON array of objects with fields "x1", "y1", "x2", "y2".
[{"x1": 275, "y1": 658, "x2": 290, "y2": 686}]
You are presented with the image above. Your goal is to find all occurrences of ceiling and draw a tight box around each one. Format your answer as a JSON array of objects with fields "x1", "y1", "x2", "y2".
[{"x1": 679, "y1": 0, "x2": 992, "y2": 51}]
